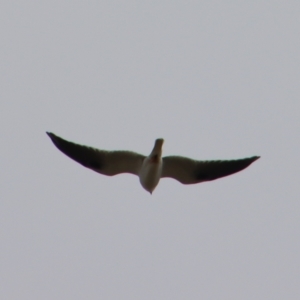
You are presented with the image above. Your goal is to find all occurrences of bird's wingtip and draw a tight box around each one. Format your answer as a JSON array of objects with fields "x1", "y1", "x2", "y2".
[
  {"x1": 46, "y1": 132, "x2": 59, "y2": 144},
  {"x1": 248, "y1": 156, "x2": 260, "y2": 165},
  {"x1": 46, "y1": 132, "x2": 57, "y2": 139}
]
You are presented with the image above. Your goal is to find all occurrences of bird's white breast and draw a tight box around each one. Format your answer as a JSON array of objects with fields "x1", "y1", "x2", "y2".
[{"x1": 139, "y1": 156, "x2": 162, "y2": 193}]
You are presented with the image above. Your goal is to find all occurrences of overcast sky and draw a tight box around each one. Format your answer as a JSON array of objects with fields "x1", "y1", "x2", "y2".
[{"x1": 1, "y1": 1, "x2": 300, "y2": 299}]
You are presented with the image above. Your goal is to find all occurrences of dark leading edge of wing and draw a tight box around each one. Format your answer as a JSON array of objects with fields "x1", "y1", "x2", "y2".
[{"x1": 46, "y1": 132, "x2": 105, "y2": 170}]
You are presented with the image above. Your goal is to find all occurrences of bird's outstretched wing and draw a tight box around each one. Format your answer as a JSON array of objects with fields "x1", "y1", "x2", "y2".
[
  {"x1": 161, "y1": 156, "x2": 260, "y2": 184},
  {"x1": 46, "y1": 132, "x2": 145, "y2": 176}
]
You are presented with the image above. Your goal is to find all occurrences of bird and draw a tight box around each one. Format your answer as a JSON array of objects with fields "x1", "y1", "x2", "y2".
[{"x1": 46, "y1": 132, "x2": 260, "y2": 194}]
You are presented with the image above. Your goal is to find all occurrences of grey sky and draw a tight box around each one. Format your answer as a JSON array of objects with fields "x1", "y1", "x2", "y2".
[{"x1": 1, "y1": 1, "x2": 299, "y2": 299}]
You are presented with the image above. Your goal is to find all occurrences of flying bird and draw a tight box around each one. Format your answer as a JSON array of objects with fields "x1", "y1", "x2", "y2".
[{"x1": 46, "y1": 132, "x2": 259, "y2": 194}]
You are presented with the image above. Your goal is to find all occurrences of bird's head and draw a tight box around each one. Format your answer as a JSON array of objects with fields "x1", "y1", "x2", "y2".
[{"x1": 150, "y1": 138, "x2": 164, "y2": 158}]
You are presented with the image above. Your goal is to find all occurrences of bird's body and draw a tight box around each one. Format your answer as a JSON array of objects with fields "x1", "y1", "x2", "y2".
[
  {"x1": 46, "y1": 132, "x2": 259, "y2": 194},
  {"x1": 139, "y1": 139, "x2": 164, "y2": 193}
]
